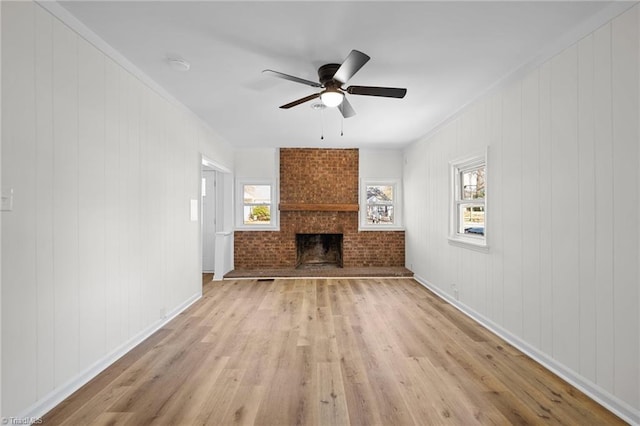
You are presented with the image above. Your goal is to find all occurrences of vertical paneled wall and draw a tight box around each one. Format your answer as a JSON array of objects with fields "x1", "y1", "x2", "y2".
[
  {"x1": 404, "y1": 5, "x2": 639, "y2": 418},
  {"x1": 0, "y1": 0, "x2": 3, "y2": 415},
  {"x1": 1, "y1": 1, "x2": 233, "y2": 417}
]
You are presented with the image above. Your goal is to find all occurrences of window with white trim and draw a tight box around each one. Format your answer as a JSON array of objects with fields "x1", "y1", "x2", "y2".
[
  {"x1": 449, "y1": 153, "x2": 487, "y2": 249},
  {"x1": 360, "y1": 180, "x2": 403, "y2": 230},
  {"x1": 236, "y1": 180, "x2": 278, "y2": 230}
]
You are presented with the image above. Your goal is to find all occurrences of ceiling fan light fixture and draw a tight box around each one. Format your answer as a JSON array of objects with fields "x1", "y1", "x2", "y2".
[{"x1": 320, "y1": 89, "x2": 344, "y2": 108}]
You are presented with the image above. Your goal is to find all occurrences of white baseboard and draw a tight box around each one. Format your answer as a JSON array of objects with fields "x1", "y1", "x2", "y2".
[
  {"x1": 17, "y1": 292, "x2": 202, "y2": 422},
  {"x1": 412, "y1": 274, "x2": 640, "y2": 426}
]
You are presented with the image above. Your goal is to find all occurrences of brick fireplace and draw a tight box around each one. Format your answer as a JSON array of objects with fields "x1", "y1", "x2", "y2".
[
  {"x1": 296, "y1": 233, "x2": 343, "y2": 268},
  {"x1": 233, "y1": 148, "x2": 405, "y2": 269}
]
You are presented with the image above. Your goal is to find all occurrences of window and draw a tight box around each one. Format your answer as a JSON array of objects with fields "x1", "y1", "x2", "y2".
[
  {"x1": 360, "y1": 180, "x2": 403, "y2": 230},
  {"x1": 243, "y1": 184, "x2": 271, "y2": 225},
  {"x1": 367, "y1": 184, "x2": 394, "y2": 224},
  {"x1": 449, "y1": 152, "x2": 487, "y2": 250},
  {"x1": 236, "y1": 180, "x2": 278, "y2": 230}
]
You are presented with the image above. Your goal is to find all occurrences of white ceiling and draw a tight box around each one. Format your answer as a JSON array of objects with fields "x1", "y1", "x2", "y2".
[{"x1": 55, "y1": 1, "x2": 632, "y2": 149}]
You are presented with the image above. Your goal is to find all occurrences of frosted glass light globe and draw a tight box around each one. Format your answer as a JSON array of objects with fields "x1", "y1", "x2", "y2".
[{"x1": 320, "y1": 90, "x2": 344, "y2": 107}]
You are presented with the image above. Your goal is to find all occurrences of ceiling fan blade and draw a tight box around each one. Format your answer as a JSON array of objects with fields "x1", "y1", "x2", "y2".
[
  {"x1": 346, "y1": 85, "x2": 407, "y2": 98},
  {"x1": 263, "y1": 69, "x2": 322, "y2": 88},
  {"x1": 338, "y1": 98, "x2": 356, "y2": 118},
  {"x1": 332, "y1": 50, "x2": 370, "y2": 84},
  {"x1": 279, "y1": 93, "x2": 320, "y2": 109}
]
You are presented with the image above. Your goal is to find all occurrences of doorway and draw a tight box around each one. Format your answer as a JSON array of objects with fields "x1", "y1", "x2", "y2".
[
  {"x1": 201, "y1": 167, "x2": 216, "y2": 273},
  {"x1": 200, "y1": 155, "x2": 233, "y2": 281}
]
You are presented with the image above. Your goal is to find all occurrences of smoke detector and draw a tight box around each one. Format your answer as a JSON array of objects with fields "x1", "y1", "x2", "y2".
[{"x1": 167, "y1": 57, "x2": 190, "y2": 71}]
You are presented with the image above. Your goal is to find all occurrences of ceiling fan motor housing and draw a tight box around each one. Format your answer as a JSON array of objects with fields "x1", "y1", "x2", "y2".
[{"x1": 318, "y1": 63, "x2": 341, "y2": 86}]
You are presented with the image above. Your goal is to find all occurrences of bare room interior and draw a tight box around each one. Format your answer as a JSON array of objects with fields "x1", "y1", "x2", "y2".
[{"x1": 1, "y1": 1, "x2": 639, "y2": 424}]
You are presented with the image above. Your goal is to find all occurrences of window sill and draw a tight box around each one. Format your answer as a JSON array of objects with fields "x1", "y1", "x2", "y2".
[{"x1": 448, "y1": 236, "x2": 489, "y2": 253}]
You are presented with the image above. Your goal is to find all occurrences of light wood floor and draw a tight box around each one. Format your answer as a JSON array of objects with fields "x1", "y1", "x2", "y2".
[{"x1": 43, "y1": 276, "x2": 624, "y2": 425}]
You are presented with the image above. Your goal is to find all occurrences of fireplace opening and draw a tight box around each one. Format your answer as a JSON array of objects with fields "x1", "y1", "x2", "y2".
[{"x1": 296, "y1": 234, "x2": 343, "y2": 269}]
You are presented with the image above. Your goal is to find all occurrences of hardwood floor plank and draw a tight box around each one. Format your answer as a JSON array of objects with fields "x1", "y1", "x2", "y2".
[
  {"x1": 218, "y1": 385, "x2": 266, "y2": 426},
  {"x1": 315, "y1": 306, "x2": 339, "y2": 363},
  {"x1": 91, "y1": 412, "x2": 136, "y2": 425},
  {"x1": 58, "y1": 386, "x2": 132, "y2": 426},
  {"x1": 147, "y1": 354, "x2": 230, "y2": 425},
  {"x1": 253, "y1": 345, "x2": 317, "y2": 425},
  {"x1": 107, "y1": 342, "x2": 212, "y2": 422},
  {"x1": 297, "y1": 279, "x2": 318, "y2": 347},
  {"x1": 193, "y1": 368, "x2": 246, "y2": 425},
  {"x1": 41, "y1": 278, "x2": 626, "y2": 425},
  {"x1": 409, "y1": 356, "x2": 483, "y2": 424},
  {"x1": 317, "y1": 362, "x2": 350, "y2": 425},
  {"x1": 348, "y1": 322, "x2": 416, "y2": 425},
  {"x1": 333, "y1": 315, "x2": 384, "y2": 426}
]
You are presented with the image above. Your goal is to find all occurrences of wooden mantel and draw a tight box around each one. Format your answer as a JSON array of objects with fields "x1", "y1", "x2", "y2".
[{"x1": 279, "y1": 203, "x2": 359, "y2": 212}]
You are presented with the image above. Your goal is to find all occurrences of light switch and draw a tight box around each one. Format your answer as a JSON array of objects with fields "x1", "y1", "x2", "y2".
[
  {"x1": 1, "y1": 189, "x2": 13, "y2": 212},
  {"x1": 190, "y1": 199, "x2": 198, "y2": 222}
]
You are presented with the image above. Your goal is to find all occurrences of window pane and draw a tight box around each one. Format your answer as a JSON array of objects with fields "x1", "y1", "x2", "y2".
[
  {"x1": 244, "y1": 205, "x2": 271, "y2": 225},
  {"x1": 243, "y1": 184, "x2": 271, "y2": 225},
  {"x1": 243, "y1": 185, "x2": 271, "y2": 204},
  {"x1": 459, "y1": 204, "x2": 485, "y2": 236},
  {"x1": 366, "y1": 185, "x2": 394, "y2": 224},
  {"x1": 366, "y1": 205, "x2": 394, "y2": 224},
  {"x1": 461, "y1": 167, "x2": 485, "y2": 200},
  {"x1": 366, "y1": 185, "x2": 393, "y2": 203}
]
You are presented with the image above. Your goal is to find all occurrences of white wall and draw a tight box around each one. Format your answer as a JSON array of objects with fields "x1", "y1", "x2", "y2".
[
  {"x1": 233, "y1": 148, "x2": 405, "y2": 183},
  {"x1": 233, "y1": 148, "x2": 279, "y2": 231},
  {"x1": 359, "y1": 149, "x2": 403, "y2": 179},
  {"x1": 0, "y1": 0, "x2": 3, "y2": 416},
  {"x1": 359, "y1": 149, "x2": 404, "y2": 229},
  {"x1": 404, "y1": 6, "x2": 639, "y2": 422},
  {"x1": 1, "y1": 1, "x2": 233, "y2": 418},
  {"x1": 234, "y1": 148, "x2": 279, "y2": 180}
]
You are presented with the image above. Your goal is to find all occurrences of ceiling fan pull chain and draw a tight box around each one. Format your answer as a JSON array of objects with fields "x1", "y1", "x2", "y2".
[
  {"x1": 341, "y1": 116, "x2": 344, "y2": 137},
  {"x1": 320, "y1": 108, "x2": 324, "y2": 140}
]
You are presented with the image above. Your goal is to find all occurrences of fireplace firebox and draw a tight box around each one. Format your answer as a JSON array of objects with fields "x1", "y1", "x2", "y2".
[{"x1": 296, "y1": 234, "x2": 343, "y2": 269}]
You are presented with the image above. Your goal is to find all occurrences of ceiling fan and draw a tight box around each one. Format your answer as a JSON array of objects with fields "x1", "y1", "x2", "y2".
[{"x1": 263, "y1": 49, "x2": 407, "y2": 118}]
